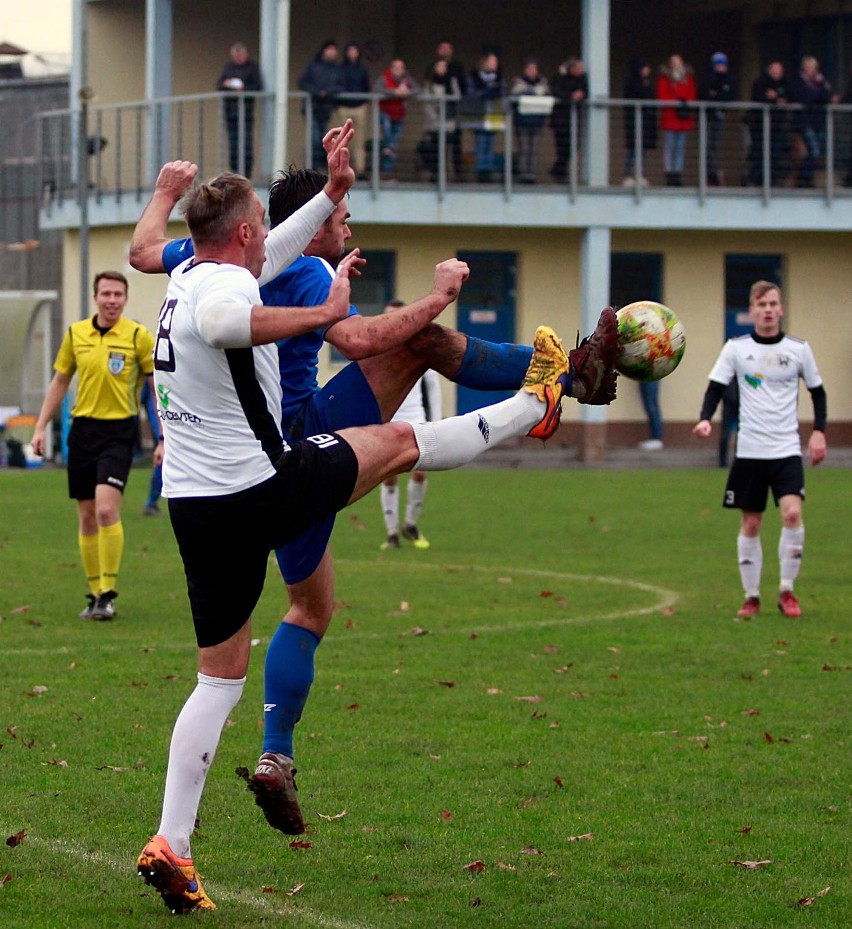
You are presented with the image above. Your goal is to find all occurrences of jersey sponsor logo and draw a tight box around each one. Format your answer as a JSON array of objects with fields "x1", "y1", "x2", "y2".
[
  {"x1": 161, "y1": 408, "x2": 203, "y2": 424},
  {"x1": 157, "y1": 384, "x2": 171, "y2": 410},
  {"x1": 108, "y1": 352, "x2": 126, "y2": 375},
  {"x1": 306, "y1": 433, "x2": 339, "y2": 449},
  {"x1": 477, "y1": 414, "x2": 490, "y2": 443},
  {"x1": 744, "y1": 373, "x2": 764, "y2": 389}
]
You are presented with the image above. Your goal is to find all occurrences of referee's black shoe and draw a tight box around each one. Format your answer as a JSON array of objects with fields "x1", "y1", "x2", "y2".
[{"x1": 91, "y1": 590, "x2": 118, "y2": 621}]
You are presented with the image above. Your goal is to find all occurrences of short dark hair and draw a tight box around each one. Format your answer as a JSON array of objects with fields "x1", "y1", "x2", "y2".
[
  {"x1": 182, "y1": 173, "x2": 255, "y2": 248},
  {"x1": 268, "y1": 166, "x2": 327, "y2": 228},
  {"x1": 93, "y1": 270, "x2": 128, "y2": 295}
]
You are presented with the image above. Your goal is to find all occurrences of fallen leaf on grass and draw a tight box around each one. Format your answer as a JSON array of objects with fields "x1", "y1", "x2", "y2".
[
  {"x1": 764, "y1": 732, "x2": 774, "y2": 744},
  {"x1": 289, "y1": 840, "x2": 312, "y2": 849},
  {"x1": 736, "y1": 825, "x2": 753, "y2": 834},
  {"x1": 407, "y1": 626, "x2": 429, "y2": 636},
  {"x1": 496, "y1": 861, "x2": 516, "y2": 871},
  {"x1": 567, "y1": 833, "x2": 593, "y2": 842},
  {"x1": 570, "y1": 691, "x2": 586, "y2": 698},
  {"x1": 514, "y1": 695, "x2": 542, "y2": 704},
  {"x1": 661, "y1": 606, "x2": 676, "y2": 617},
  {"x1": 435, "y1": 680, "x2": 455, "y2": 688},
  {"x1": 731, "y1": 859, "x2": 772, "y2": 869},
  {"x1": 741, "y1": 709, "x2": 760, "y2": 716},
  {"x1": 42, "y1": 759, "x2": 68, "y2": 768},
  {"x1": 6, "y1": 831, "x2": 25, "y2": 848},
  {"x1": 286, "y1": 882, "x2": 305, "y2": 896},
  {"x1": 543, "y1": 644, "x2": 559, "y2": 654},
  {"x1": 262, "y1": 885, "x2": 279, "y2": 894},
  {"x1": 607, "y1": 646, "x2": 621, "y2": 653},
  {"x1": 486, "y1": 687, "x2": 501, "y2": 695},
  {"x1": 794, "y1": 886, "x2": 831, "y2": 907},
  {"x1": 521, "y1": 847, "x2": 542, "y2": 855},
  {"x1": 347, "y1": 703, "x2": 360, "y2": 711},
  {"x1": 10, "y1": 606, "x2": 29, "y2": 614},
  {"x1": 0, "y1": 874, "x2": 11, "y2": 888},
  {"x1": 470, "y1": 897, "x2": 482, "y2": 907},
  {"x1": 315, "y1": 809, "x2": 347, "y2": 821},
  {"x1": 539, "y1": 590, "x2": 554, "y2": 598},
  {"x1": 386, "y1": 894, "x2": 409, "y2": 903},
  {"x1": 463, "y1": 860, "x2": 485, "y2": 872},
  {"x1": 553, "y1": 776, "x2": 564, "y2": 789},
  {"x1": 441, "y1": 809, "x2": 452, "y2": 822},
  {"x1": 554, "y1": 663, "x2": 574, "y2": 674}
]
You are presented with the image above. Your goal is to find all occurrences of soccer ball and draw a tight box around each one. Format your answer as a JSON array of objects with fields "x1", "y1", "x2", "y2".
[{"x1": 615, "y1": 301, "x2": 686, "y2": 382}]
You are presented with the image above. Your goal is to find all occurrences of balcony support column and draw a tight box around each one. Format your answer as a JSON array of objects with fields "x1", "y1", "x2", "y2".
[{"x1": 145, "y1": 0, "x2": 173, "y2": 184}]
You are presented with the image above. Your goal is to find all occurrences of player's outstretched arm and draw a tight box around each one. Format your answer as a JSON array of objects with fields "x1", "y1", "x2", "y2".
[
  {"x1": 129, "y1": 161, "x2": 198, "y2": 273},
  {"x1": 326, "y1": 258, "x2": 470, "y2": 360},
  {"x1": 258, "y1": 121, "x2": 356, "y2": 286}
]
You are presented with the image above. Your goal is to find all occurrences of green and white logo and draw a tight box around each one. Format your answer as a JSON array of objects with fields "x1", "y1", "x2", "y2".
[{"x1": 157, "y1": 384, "x2": 171, "y2": 410}]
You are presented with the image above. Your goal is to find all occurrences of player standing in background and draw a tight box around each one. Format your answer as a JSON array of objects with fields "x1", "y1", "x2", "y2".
[
  {"x1": 693, "y1": 281, "x2": 827, "y2": 618},
  {"x1": 31, "y1": 271, "x2": 158, "y2": 620},
  {"x1": 379, "y1": 298, "x2": 442, "y2": 550},
  {"x1": 134, "y1": 166, "x2": 578, "y2": 913}
]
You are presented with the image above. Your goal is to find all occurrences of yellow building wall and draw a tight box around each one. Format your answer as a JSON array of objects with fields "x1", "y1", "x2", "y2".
[{"x1": 61, "y1": 223, "x2": 851, "y2": 435}]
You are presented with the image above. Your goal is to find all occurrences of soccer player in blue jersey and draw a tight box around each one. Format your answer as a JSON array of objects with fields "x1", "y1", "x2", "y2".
[{"x1": 130, "y1": 133, "x2": 619, "y2": 839}]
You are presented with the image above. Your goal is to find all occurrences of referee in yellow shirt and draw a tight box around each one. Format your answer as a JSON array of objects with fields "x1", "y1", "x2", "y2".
[{"x1": 32, "y1": 271, "x2": 158, "y2": 620}]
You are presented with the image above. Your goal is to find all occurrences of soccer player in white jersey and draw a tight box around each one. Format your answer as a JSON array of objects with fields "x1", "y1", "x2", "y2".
[
  {"x1": 135, "y1": 167, "x2": 579, "y2": 914},
  {"x1": 379, "y1": 299, "x2": 443, "y2": 550},
  {"x1": 693, "y1": 281, "x2": 827, "y2": 619}
]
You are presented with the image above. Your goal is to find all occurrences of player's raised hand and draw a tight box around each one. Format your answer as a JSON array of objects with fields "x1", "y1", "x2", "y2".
[
  {"x1": 323, "y1": 120, "x2": 356, "y2": 202},
  {"x1": 325, "y1": 248, "x2": 365, "y2": 321},
  {"x1": 431, "y1": 259, "x2": 470, "y2": 304},
  {"x1": 154, "y1": 161, "x2": 198, "y2": 199}
]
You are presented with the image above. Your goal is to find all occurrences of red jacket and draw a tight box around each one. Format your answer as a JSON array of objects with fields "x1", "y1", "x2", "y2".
[
  {"x1": 656, "y1": 72, "x2": 697, "y2": 131},
  {"x1": 378, "y1": 69, "x2": 414, "y2": 122}
]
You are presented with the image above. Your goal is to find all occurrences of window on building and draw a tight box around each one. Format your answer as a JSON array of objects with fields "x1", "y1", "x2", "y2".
[
  {"x1": 332, "y1": 249, "x2": 395, "y2": 363},
  {"x1": 724, "y1": 253, "x2": 782, "y2": 339},
  {"x1": 610, "y1": 252, "x2": 663, "y2": 307}
]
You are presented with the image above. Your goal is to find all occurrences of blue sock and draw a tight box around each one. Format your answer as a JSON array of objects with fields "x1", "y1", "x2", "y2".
[
  {"x1": 455, "y1": 337, "x2": 533, "y2": 390},
  {"x1": 262, "y1": 622, "x2": 320, "y2": 758}
]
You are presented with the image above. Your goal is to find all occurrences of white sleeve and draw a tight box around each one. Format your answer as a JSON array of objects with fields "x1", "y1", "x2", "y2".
[
  {"x1": 194, "y1": 267, "x2": 257, "y2": 349},
  {"x1": 708, "y1": 341, "x2": 737, "y2": 385},
  {"x1": 423, "y1": 369, "x2": 443, "y2": 421},
  {"x1": 800, "y1": 341, "x2": 823, "y2": 390},
  {"x1": 258, "y1": 190, "x2": 336, "y2": 286}
]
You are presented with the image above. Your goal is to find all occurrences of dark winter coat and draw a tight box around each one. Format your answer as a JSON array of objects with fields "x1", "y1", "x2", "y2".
[{"x1": 623, "y1": 58, "x2": 657, "y2": 150}]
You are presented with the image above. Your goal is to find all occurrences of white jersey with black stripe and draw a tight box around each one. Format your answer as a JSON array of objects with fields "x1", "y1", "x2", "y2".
[
  {"x1": 708, "y1": 332, "x2": 823, "y2": 460},
  {"x1": 155, "y1": 258, "x2": 286, "y2": 498}
]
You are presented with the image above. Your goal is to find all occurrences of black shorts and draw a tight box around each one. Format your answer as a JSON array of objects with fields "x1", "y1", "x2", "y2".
[
  {"x1": 723, "y1": 456, "x2": 805, "y2": 513},
  {"x1": 67, "y1": 417, "x2": 138, "y2": 500},
  {"x1": 167, "y1": 432, "x2": 359, "y2": 648}
]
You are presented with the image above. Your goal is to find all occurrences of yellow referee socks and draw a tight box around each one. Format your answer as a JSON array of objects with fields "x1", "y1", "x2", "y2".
[
  {"x1": 98, "y1": 521, "x2": 124, "y2": 593},
  {"x1": 78, "y1": 533, "x2": 101, "y2": 596}
]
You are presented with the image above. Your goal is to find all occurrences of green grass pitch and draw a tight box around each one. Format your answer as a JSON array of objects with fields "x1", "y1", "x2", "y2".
[{"x1": 0, "y1": 464, "x2": 848, "y2": 928}]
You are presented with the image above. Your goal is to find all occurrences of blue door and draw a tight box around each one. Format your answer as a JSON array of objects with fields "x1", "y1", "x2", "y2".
[{"x1": 455, "y1": 251, "x2": 516, "y2": 414}]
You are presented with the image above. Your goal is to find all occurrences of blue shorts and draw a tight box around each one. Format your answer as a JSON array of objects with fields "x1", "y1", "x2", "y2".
[{"x1": 275, "y1": 362, "x2": 381, "y2": 584}]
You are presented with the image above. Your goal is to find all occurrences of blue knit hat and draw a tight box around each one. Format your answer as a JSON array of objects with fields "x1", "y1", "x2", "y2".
[{"x1": 711, "y1": 52, "x2": 728, "y2": 67}]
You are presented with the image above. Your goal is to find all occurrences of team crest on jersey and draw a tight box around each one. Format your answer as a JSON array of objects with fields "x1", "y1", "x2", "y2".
[{"x1": 108, "y1": 352, "x2": 126, "y2": 375}]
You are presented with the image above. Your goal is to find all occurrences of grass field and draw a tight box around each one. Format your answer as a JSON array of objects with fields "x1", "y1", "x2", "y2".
[{"x1": 0, "y1": 464, "x2": 848, "y2": 928}]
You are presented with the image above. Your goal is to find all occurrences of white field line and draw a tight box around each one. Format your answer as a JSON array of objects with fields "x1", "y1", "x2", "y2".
[
  {"x1": 3, "y1": 561, "x2": 678, "y2": 657},
  {"x1": 31, "y1": 835, "x2": 375, "y2": 929}
]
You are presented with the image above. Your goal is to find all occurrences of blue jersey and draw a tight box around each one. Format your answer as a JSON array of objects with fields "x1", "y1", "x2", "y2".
[{"x1": 162, "y1": 240, "x2": 357, "y2": 426}]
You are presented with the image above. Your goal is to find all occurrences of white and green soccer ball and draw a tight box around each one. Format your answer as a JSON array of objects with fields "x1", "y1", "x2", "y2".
[{"x1": 615, "y1": 301, "x2": 686, "y2": 382}]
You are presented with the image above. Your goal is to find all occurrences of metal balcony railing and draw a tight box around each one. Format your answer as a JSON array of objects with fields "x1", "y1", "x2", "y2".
[{"x1": 35, "y1": 91, "x2": 852, "y2": 212}]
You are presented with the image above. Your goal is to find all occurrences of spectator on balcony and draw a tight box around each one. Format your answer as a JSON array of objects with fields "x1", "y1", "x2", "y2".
[
  {"x1": 700, "y1": 52, "x2": 735, "y2": 186},
  {"x1": 622, "y1": 57, "x2": 656, "y2": 186},
  {"x1": 510, "y1": 58, "x2": 551, "y2": 184},
  {"x1": 418, "y1": 58, "x2": 462, "y2": 181},
  {"x1": 789, "y1": 55, "x2": 834, "y2": 188},
  {"x1": 656, "y1": 54, "x2": 697, "y2": 186},
  {"x1": 434, "y1": 40, "x2": 467, "y2": 178},
  {"x1": 298, "y1": 40, "x2": 343, "y2": 170},
  {"x1": 467, "y1": 53, "x2": 506, "y2": 183},
  {"x1": 334, "y1": 43, "x2": 371, "y2": 180},
  {"x1": 744, "y1": 60, "x2": 789, "y2": 186},
  {"x1": 550, "y1": 56, "x2": 588, "y2": 181},
  {"x1": 217, "y1": 42, "x2": 263, "y2": 180},
  {"x1": 374, "y1": 58, "x2": 418, "y2": 179}
]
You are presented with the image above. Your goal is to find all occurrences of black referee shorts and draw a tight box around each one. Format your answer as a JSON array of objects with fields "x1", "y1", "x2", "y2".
[
  {"x1": 67, "y1": 417, "x2": 138, "y2": 500},
  {"x1": 723, "y1": 456, "x2": 805, "y2": 512},
  {"x1": 168, "y1": 432, "x2": 359, "y2": 648}
]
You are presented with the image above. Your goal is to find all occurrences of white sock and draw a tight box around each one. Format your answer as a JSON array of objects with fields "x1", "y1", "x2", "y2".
[
  {"x1": 404, "y1": 478, "x2": 427, "y2": 528},
  {"x1": 380, "y1": 483, "x2": 399, "y2": 535},
  {"x1": 779, "y1": 525, "x2": 804, "y2": 591},
  {"x1": 412, "y1": 389, "x2": 543, "y2": 470},
  {"x1": 157, "y1": 672, "x2": 245, "y2": 858},
  {"x1": 737, "y1": 534, "x2": 763, "y2": 598}
]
